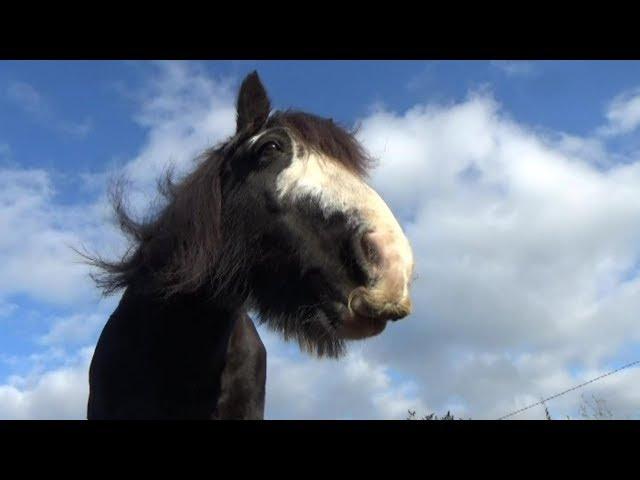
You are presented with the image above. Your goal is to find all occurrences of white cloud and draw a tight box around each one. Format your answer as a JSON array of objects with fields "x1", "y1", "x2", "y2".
[
  {"x1": 0, "y1": 346, "x2": 93, "y2": 420},
  {"x1": 259, "y1": 328, "x2": 429, "y2": 419},
  {"x1": 0, "y1": 167, "x2": 121, "y2": 304},
  {"x1": 38, "y1": 308, "x2": 115, "y2": 346},
  {"x1": 123, "y1": 62, "x2": 235, "y2": 192},
  {"x1": 0, "y1": 62, "x2": 239, "y2": 418},
  {"x1": 356, "y1": 91, "x2": 640, "y2": 418},
  {"x1": 2, "y1": 63, "x2": 640, "y2": 420},
  {"x1": 0, "y1": 63, "x2": 236, "y2": 306},
  {"x1": 599, "y1": 87, "x2": 640, "y2": 137}
]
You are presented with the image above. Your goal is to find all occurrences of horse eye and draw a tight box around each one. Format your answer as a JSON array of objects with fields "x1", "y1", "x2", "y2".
[{"x1": 258, "y1": 141, "x2": 281, "y2": 156}]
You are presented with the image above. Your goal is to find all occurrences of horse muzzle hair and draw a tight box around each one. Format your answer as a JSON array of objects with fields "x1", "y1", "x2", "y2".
[
  {"x1": 334, "y1": 209, "x2": 414, "y2": 339},
  {"x1": 273, "y1": 137, "x2": 415, "y2": 342}
]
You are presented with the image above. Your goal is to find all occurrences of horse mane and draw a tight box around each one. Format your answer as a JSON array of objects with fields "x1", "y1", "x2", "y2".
[
  {"x1": 267, "y1": 110, "x2": 375, "y2": 177},
  {"x1": 86, "y1": 147, "x2": 226, "y2": 299},
  {"x1": 85, "y1": 110, "x2": 375, "y2": 298}
]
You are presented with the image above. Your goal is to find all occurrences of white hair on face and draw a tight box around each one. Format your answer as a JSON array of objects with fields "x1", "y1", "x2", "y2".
[
  {"x1": 247, "y1": 131, "x2": 268, "y2": 147},
  {"x1": 275, "y1": 137, "x2": 414, "y2": 308}
]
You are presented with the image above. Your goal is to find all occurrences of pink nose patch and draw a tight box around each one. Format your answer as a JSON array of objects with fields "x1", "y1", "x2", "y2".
[
  {"x1": 364, "y1": 230, "x2": 406, "y2": 295},
  {"x1": 360, "y1": 231, "x2": 382, "y2": 267}
]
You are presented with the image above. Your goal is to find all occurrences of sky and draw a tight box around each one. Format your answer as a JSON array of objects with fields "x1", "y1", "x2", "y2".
[{"x1": 1, "y1": 60, "x2": 640, "y2": 419}]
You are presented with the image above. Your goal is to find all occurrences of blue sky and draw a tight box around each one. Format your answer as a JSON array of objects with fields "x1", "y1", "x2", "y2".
[
  {"x1": 1, "y1": 60, "x2": 640, "y2": 419},
  {"x1": 4, "y1": 60, "x2": 640, "y2": 172},
  {"x1": 3, "y1": 60, "x2": 640, "y2": 183}
]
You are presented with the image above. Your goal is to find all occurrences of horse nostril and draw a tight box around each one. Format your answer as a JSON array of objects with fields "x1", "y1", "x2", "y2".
[
  {"x1": 348, "y1": 287, "x2": 376, "y2": 318},
  {"x1": 359, "y1": 231, "x2": 381, "y2": 267},
  {"x1": 348, "y1": 287, "x2": 410, "y2": 323},
  {"x1": 389, "y1": 308, "x2": 409, "y2": 322}
]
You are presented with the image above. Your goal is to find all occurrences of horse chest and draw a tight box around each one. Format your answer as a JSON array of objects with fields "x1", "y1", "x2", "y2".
[{"x1": 88, "y1": 288, "x2": 242, "y2": 419}]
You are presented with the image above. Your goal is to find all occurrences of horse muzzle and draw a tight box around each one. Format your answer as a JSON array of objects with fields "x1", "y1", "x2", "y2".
[{"x1": 336, "y1": 286, "x2": 412, "y2": 340}]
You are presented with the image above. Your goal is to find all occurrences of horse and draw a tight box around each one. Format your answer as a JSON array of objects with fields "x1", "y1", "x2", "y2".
[{"x1": 86, "y1": 71, "x2": 415, "y2": 419}]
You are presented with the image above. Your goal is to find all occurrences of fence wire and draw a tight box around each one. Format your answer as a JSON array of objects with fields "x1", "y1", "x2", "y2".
[{"x1": 497, "y1": 359, "x2": 640, "y2": 420}]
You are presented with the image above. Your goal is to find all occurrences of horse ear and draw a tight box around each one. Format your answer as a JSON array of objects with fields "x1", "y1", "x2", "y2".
[{"x1": 236, "y1": 71, "x2": 271, "y2": 134}]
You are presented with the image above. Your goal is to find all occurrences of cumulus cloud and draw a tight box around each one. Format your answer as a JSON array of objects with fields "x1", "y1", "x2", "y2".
[
  {"x1": 356, "y1": 92, "x2": 640, "y2": 418},
  {"x1": 0, "y1": 62, "x2": 238, "y2": 418},
  {"x1": 2, "y1": 62, "x2": 639, "y2": 420},
  {"x1": 259, "y1": 328, "x2": 429, "y2": 419},
  {"x1": 38, "y1": 308, "x2": 115, "y2": 347},
  {"x1": 0, "y1": 167, "x2": 121, "y2": 304},
  {"x1": 0, "y1": 346, "x2": 93, "y2": 419},
  {"x1": 123, "y1": 62, "x2": 235, "y2": 193},
  {"x1": 599, "y1": 87, "x2": 640, "y2": 137},
  {"x1": 0, "y1": 63, "x2": 235, "y2": 306}
]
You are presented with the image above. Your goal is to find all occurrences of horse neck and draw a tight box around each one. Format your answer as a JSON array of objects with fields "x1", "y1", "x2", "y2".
[
  {"x1": 89, "y1": 283, "x2": 245, "y2": 419},
  {"x1": 119, "y1": 281, "x2": 243, "y2": 339}
]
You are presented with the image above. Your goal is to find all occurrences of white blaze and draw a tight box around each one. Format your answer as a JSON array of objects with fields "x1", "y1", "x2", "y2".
[{"x1": 275, "y1": 138, "x2": 414, "y2": 311}]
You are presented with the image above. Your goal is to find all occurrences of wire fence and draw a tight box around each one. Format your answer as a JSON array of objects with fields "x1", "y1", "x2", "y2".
[{"x1": 496, "y1": 359, "x2": 640, "y2": 420}]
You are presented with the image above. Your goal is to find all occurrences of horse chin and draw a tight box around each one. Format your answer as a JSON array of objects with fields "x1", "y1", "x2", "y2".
[
  {"x1": 250, "y1": 287, "x2": 387, "y2": 357},
  {"x1": 335, "y1": 311, "x2": 388, "y2": 340},
  {"x1": 251, "y1": 302, "x2": 346, "y2": 358},
  {"x1": 319, "y1": 301, "x2": 388, "y2": 341}
]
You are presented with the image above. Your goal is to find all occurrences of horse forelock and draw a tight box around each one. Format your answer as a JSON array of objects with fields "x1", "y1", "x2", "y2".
[{"x1": 266, "y1": 110, "x2": 375, "y2": 177}]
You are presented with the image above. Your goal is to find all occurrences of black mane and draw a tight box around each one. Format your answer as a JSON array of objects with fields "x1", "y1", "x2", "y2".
[
  {"x1": 86, "y1": 71, "x2": 407, "y2": 419},
  {"x1": 85, "y1": 109, "x2": 374, "y2": 300}
]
